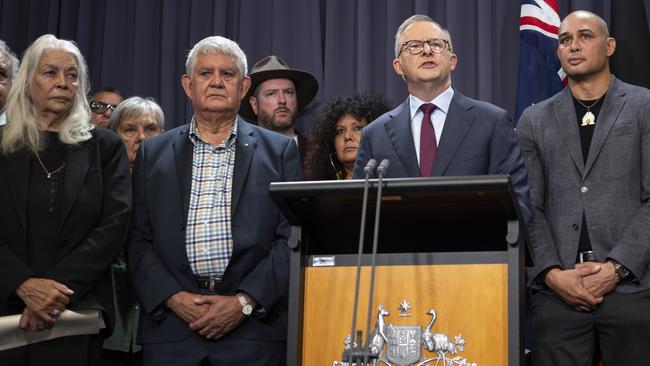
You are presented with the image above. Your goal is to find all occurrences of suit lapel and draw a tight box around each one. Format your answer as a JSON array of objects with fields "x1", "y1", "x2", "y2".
[
  {"x1": 431, "y1": 92, "x2": 475, "y2": 176},
  {"x1": 384, "y1": 98, "x2": 419, "y2": 177},
  {"x1": 231, "y1": 121, "x2": 256, "y2": 218},
  {"x1": 5, "y1": 151, "x2": 30, "y2": 231},
  {"x1": 173, "y1": 126, "x2": 193, "y2": 224},
  {"x1": 583, "y1": 78, "x2": 625, "y2": 177},
  {"x1": 552, "y1": 87, "x2": 585, "y2": 175},
  {"x1": 59, "y1": 138, "x2": 93, "y2": 229}
]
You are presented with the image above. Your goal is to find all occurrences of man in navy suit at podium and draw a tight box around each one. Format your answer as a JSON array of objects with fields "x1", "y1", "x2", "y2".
[{"x1": 353, "y1": 14, "x2": 530, "y2": 220}]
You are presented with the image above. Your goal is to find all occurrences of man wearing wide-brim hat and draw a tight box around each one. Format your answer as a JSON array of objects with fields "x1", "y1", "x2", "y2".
[{"x1": 239, "y1": 55, "x2": 318, "y2": 163}]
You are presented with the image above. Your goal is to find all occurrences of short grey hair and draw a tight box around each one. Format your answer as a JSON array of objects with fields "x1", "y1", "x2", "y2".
[
  {"x1": 109, "y1": 96, "x2": 165, "y2": 131},
  {"x1": 0, "y1": 39, "x2": 19, "y2": 81},
  {"x1": 394, "y1": 14, "x2": 453, "y2": 57},
  {"x1": 185, "y1": 36, "x2": 248, "y2": 77}
]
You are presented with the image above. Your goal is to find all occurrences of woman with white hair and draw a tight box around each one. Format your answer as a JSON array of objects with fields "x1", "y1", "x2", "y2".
[
  {"x1": 109, "y1": 96, "x2": 164, "y2": 171},
  {"x1": 102, "y1": 96, "x2": 163, "y2": 364},
  {"x1": 0, "y1": 34, "x2": 131, "y2": 365}
]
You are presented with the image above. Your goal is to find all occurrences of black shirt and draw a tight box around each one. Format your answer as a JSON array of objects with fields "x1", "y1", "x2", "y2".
[
  {"x1": 27, "y1": 132, "x2": 67, "y2": 274},
  {"x1": 572, "y1": 94, "x2": 606, "y2": 259}
]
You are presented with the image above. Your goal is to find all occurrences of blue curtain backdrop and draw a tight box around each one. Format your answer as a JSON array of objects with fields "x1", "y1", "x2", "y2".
[{"x1": 1, "y1": 0, "x2": 648, "y2": 132}]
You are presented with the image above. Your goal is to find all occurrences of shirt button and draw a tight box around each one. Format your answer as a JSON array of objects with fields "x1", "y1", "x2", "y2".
[
  {"x1": 572, "y1": 224, "x2": 579, "y2": 231},
  {"x1": 580, "y1": 186, "x2": 589, "y2": 193}
]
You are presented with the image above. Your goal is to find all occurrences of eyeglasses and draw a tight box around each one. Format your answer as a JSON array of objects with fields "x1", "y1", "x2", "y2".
[
  {"x1": 399, "y1": 39, "x2": 450, "y2": 56},
  {"x1": 89, "y1": 100, "x2": 119, "y2": 113}
]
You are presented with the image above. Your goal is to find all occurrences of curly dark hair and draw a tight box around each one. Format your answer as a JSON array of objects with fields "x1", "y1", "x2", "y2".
[{"x1": 305, "y1": 92, "x2": 391, "y2": 180}]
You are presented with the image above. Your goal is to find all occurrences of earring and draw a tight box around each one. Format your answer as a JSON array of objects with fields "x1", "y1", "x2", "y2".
[{"x1": 329, "y1": 153, "x2": 345, "y2": 180}]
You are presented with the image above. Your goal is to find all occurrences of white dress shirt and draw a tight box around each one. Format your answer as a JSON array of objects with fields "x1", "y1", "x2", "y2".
[{"x1": 409, "y1": 86, "x2": 454, "y2": 166}]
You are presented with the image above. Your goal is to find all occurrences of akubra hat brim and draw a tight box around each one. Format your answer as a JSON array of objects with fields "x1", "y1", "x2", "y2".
[{"x1": 239, "y1": 57, "x2": 318, "y2": 121}]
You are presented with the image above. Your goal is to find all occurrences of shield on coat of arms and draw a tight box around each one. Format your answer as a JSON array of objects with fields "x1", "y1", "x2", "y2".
[{"x1": 385, "y1": 325, "x2": 421, "y2": 366}]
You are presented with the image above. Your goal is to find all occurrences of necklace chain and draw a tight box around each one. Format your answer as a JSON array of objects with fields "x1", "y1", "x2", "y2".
[
  {"x1": 35, "y1": 152, "x2": 65, "y2": 179},
  {"x1": 575, "y1": 95, "x2": 603, "y2": 110}
]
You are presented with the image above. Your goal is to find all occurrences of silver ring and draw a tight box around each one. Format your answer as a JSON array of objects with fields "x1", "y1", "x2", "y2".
[{"x1": 51, "y1": 309, "x2": 61, "y2": 317}]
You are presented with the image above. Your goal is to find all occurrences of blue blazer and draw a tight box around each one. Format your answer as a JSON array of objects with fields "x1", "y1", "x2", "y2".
[
  {"x1": 127, "y1": 119, "x2": 302, "y2": 344},
  {"x1": 353, "y1": 92, "x2": 531, "y2": 221}
]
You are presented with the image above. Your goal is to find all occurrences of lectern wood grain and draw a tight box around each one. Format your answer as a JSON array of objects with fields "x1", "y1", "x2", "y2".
[{"x1": 301, "y1": 264, "x2": 508, "y2": 365}]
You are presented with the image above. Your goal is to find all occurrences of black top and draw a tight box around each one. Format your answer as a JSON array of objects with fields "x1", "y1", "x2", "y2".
[
  {"x1": 572, "y1": 94, "x2": 606, "y2": 258},
  {"x1": 573, "y1": 94, "x2": 605, "y2": 162},
  {"x1": 27, "y1": 132, "x2": 67, "y2": 274}
]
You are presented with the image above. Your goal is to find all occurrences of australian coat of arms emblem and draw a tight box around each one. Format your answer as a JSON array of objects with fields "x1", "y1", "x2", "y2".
[{"x1": 334, "y1": 303, "x2": 477, "y2": 366}]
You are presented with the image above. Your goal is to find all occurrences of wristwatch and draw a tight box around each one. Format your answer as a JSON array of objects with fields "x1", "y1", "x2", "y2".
[
  {"x1": 611, "y1": 261, "x2": 630, "y2": 281},
  {"x1": 237, "y1": 293, "x2": 253, "y2": 316}
]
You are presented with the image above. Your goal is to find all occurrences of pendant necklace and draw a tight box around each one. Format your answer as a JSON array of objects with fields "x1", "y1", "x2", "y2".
[
  {"x1": 35, "y1": 152, "x2": 65, "y2": 179},
  {"x1": 576, "y1": 95, "x2": 603, "y2": 127}
]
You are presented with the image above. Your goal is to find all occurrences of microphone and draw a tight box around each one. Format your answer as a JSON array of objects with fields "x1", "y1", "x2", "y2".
[
  {"x1": 363, "y1": 159, "x2": 377, "y2": 177},
  {"x1": 362, "y1": 159, "x2": 389, "y2": 364},
  {"x1": 344, "y1": 158, "x2": 376, "y2": 365},
  {"x1": 376, "y1": 159, "x2": 390, "y2": 176}
]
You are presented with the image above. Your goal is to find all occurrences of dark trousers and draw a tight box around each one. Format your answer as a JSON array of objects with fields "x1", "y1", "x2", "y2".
[
  {"x1": 101, "y1": 349, "x2": 143, "y2": 366},
  {"x1": 0, "y1": 334, "x2": 103, "y2": 366},
  {"x1": 531, "y1": 289, "x2": 650, "y2": 366},
  {"x1": 142, "y1": 334, "x2": 286, "y2": 366}
]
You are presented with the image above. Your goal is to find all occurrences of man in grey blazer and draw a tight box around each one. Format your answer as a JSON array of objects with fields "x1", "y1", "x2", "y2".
[
  {"x1": 352, "y1": 14, "x2": 530, "y2": 220},
  {"x1": 517, "y1": 11, "x2": 650, "y2": 365}
]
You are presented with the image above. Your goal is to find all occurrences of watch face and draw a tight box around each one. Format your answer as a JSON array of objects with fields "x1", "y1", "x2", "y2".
[{"x1": 242, "y1": 304, "x2": 253, "y2": 316}]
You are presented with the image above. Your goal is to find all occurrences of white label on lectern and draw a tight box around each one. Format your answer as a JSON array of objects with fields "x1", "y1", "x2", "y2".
[{"x1": 312, "y1": 256, "x2": 335, "y2": 266}]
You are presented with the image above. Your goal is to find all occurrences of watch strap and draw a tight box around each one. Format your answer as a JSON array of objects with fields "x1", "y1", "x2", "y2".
[{"x1": 612, "y1": 261, "x2": 630, "y2": 280}]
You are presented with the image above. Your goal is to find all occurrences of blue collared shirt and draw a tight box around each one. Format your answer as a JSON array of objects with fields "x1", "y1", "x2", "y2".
[{"x1": 185, "y1": 117, "x2": 238, "y2": 280}]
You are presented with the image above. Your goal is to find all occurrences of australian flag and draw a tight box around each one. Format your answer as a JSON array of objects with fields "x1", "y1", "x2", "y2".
[{"x1": 515, "y1": 0, "x2": 566, "y2": 122}]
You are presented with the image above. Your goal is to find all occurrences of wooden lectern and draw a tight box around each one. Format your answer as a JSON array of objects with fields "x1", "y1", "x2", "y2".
[{"x1": 270, "y1": 175, "x2": 529, "y2": 365}]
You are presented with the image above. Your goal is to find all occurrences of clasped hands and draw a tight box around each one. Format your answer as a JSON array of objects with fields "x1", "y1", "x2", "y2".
[
  {"x1": 544, "y1": 261, "x2": 619, "y2": 312},
  {"x1": 15, "y1": 278, "x2": 75, "y2": 331},
  {"x1": 166, "y1": 291, "x2": 253, "y2": 340}
]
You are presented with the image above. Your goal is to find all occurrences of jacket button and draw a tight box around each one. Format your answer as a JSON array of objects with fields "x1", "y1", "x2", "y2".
[{"x1": 572, "y1": 224, "x2": 579, "y2": 231}]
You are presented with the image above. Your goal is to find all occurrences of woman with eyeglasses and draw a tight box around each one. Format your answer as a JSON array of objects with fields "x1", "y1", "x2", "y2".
[
  {"x1": 305, "y1": 92, "x2": 391, "y2": 180},
  {"x1": 0, "y1": 35, "x2": 131, "y2": 365},
  {"x1": 100, "y1": 96, "x2": 163, "y2": 365},
  {"x1": 109, "y1": 96, "x2": 164, "y2": 171}
]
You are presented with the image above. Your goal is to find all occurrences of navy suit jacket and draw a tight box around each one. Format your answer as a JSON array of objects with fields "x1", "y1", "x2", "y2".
[
  {"x1": 127, "y1": 119, "x2": 301, "y2": 344},
  {"x1": 353, "y1": 92, "x2": 531, "y2": 221}
]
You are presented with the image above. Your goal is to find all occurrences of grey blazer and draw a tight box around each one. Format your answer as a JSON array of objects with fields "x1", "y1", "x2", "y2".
[{"x1": 517, "y1": 77, "x2": 650, "y2": 293}]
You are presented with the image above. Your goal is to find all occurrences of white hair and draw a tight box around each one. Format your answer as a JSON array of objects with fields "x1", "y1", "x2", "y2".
[
  {"x1": 185, "y1": 36, "x2": 248, "y2": 77},
  {"x1": 109, "y1": 96, "x2": 165, "y2": 131},
  {"x1": 394, "y1": 14, "x2": 453, "y2": 57},
  {"x1": 1, "y1": 34, "x2": 92, "y2": 155},
  {"x1": 0, "y1": 39, "x2": 19, "y2": 81}
]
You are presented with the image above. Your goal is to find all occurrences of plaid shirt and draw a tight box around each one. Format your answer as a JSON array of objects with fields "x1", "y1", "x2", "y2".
[{"x1": 185, "y1": 117, "x2": 238, "y2": 279}]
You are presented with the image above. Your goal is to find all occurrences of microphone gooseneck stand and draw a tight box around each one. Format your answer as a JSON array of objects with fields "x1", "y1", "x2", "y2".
[
  {"x1": 344, "y1": 159, "x2": 376, "y2": 365},
  {"x1": 342, "y1": 159, "x2": 390, "y2": 366},
  {"x1": 362, "y1": 159, "x2": 389, "y2": 365}
]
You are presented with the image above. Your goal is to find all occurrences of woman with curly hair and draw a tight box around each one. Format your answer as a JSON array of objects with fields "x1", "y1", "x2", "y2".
[{"x1": 305, "y1": 92, "x2": 391, "y2": 180}]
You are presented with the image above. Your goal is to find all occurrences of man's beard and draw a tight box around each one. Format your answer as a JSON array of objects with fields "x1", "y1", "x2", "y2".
[{"x1": 259, "y1": 108, "x2": 297, "y2": 132}]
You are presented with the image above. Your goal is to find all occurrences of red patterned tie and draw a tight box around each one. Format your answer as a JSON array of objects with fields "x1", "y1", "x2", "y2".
[{"x1": 419, "y1": 103, "x2": 437, "y2": 177}]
